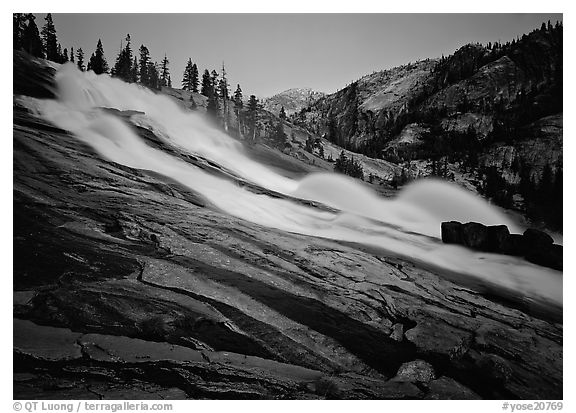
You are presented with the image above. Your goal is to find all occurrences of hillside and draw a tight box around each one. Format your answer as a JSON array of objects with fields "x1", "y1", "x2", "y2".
[
  {"x1": 263, "y1": 88, "x2": 325, "y2": 117},
  {"x1": 292, "y1": 22, "x2": 563, "y2": 229}
]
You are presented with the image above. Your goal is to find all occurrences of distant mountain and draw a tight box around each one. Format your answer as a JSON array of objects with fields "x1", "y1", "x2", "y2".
[
  {"x1": 292, "y1": 22, "x2": 563, "y2": 228},
  {"x1": 263, "y1": 88, "x2": 325, "y2": 116}
]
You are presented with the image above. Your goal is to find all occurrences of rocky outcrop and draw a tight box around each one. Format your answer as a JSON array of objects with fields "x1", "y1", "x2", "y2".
[
  {"x1": 263, "y1": 88, "x2": 325, "y2": 116},
  {"x1": 441, "y1": 221, "x2": 562, "y2": 271}
]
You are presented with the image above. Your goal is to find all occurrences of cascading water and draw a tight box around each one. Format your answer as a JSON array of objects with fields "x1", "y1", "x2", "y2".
[{"x1": 21, "y1": 62, "x2": 562, "y2": 307}]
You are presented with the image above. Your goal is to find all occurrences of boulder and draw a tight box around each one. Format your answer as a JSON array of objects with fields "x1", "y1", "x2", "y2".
[
  {"x1": 390, "y1": 323, "x2": 404, "y2": 342},
  {"x1": 523, "y1": 228, "x2": 554, "y2": 247},
  {"x1": 486, "y1": 225, "x2": 511, "y2": 252},
  {"x1": 441, "y1": 221, "x2": 464, "y2": 244},
  {"x1": 501, "y1": 234, "x2": 526, "y2": 256},
  {"x1": 393, "y1": 359, "x2": 436, "y2": 383},
  {"x1": 526, "y1": 243, "x2": 562, "y2": 271},
  {"x1": 462, "y1": 222, "x2": 489, "y2": 250}
]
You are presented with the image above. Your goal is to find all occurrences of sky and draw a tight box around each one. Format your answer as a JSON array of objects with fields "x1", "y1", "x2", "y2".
[{"x1": 35, "y1": 13, "x2": 563, "y2": 99}]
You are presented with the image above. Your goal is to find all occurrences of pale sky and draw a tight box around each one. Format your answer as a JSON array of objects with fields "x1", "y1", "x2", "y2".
[{"x1": 35, "y1": 13, "x2": 562, "y2": 98}]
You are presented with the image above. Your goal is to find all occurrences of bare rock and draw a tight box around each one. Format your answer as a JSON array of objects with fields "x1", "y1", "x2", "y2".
[
  {"x1": 426, "y1": 376, "x2": 480, "y2": 399},
  {"x1": 390, "y1": 323, "x2": 404, "y2": 342},
  {"x1": 441, "y1": 221, "x2": 464, "y2": 244},
  {"x1": 393, "y1": 360, "x2": 436, "y2": 383}
]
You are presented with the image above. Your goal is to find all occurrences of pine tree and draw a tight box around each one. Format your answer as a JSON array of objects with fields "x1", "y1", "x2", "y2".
[
  {"x1": 168, "y1": 75, "x2": 172, "y2": 88},
  {"x1": 191, "y1": 63, "x2": 199, "y2": 92},
  {"x1": 148, "y1": 61, "x2": 160, "y2": 90},
  {"x1": 76, "y1": 47, "x2": 85, "y2": 71},
  {"x1": 56, "y1": 43, "x2": 63, "y2": 63},
  {"x1": 41, "y1": 13, "x2": 58, "y2": 62},
  {"x1": 201, "y1": 69, "x2": 212, "y2": 96},
  {"x1": 233, "y1": 84, "x2": 244, "y2": 136},
  {"x1": 63, "y1": 48, "x2": 69, "y2": 62},
  {"x1": 272, "y1": 120, "x2": 286, "y2": 146},
  {"x1": 234, "y1": 84, "x2": 243, "y2": 109},
  {"x1": 22, "y1": 14, "x2": 43, "y2": 58},
  {"x1": 182, "y1": 58, "x2": 193, "y2": 90},
  {"x1": 88, "y1": 39, "x2": 109, "y2": 74},
  {"x1": 138, "y1": 45, "x2": 150, "y2": 86},
  {"x1": 70, "y1": 47, "x2": 74, "y2": 63},
  {"x1": 131, "y1": 57, "x2": 138, "y2": 82},
  {"x1": 160, "y1": 54, "x2": 170, "y2": 87},
  {"x1": 206, "y1": 90, "x2": 220, "y2": 119},
  {"x1": 13, "y1": 13, "x2": 26, "y2": 50},
  {"x1": 246, "y1": 95, "x2": 259, "y2": 142},
  {"x1": 219, "y1": 63, "x2": 229, "y2": 100},
  {"x1": 211, "y1": 70, "x2": 219, "y2": 96},
  {"x1": 279, "y1": 106, "x2": 286, "y2": 120},
  {"x1": 112, "y1": 34, "x2": 133, "y2": 82}
]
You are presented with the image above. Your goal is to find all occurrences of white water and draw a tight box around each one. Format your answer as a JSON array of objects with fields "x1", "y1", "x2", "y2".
[{"x1": 22, "y1": 63, "x2": 562, "y2": 308}]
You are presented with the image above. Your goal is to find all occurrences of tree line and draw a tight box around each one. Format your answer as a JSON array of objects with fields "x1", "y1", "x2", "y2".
[{"x1": 13, "y1": 13, "x2": 297, "y2": 165}]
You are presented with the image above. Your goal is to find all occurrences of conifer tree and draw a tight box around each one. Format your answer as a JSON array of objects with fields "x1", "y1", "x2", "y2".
[
  {"x1": 63, "y1": 48, "x2": 69, "y2": 62},
  {"x1": 148, "y1": 61, "x2": 160, "y2": 90},
  {"x1": 233, "y1": 84, "x2": 244, "y2": 136},
  {"x1": 272, "y1": 120, "x2": 287, "y2": 146},
  {"x1": 70, "y1": 47, "x2": 74, "y2": 63},
  {"x1": 138, "y1": 45, "x2": 150, "y2": 86},
  {"x1": 191, "y1": 63, "x2": 199, "y2": 92},
  {"x1": 207, "y1": 91, "x2": 220, "y2": 120},
  {"x1": 56, "y1": 43, "x2": 63, "y2": 63},
  {"x1": 160, "y1": 54, "x2": 170, "y2": 87},
  {"x1": 13, "y1": 13, "x2": 26, "y2": 50},
  {"x1": 246, "y1": 95, "x2": 259, "y2": 142},
  {"x1": 131, "y1": 57, "x2": 138, "y2": 82},
  {"x1": 88, "y1": 39, "x2": 109, "y2": 74},
  {"x1": 41, "y1": 13, "x2": 58, "y2": 62},
  {"x1": 201, "y1": 69, "x2": 212, "y2": 96},
  {"x1": 22, "y1": 14, "x2": 43, "y2": 58},
  {"x1": 76, "y1": 47, "x2": 85, "y2": 71},
  {"x1": 234, "y1": 84, "x2": 243, "y2": 109},
  {"x1": 279, "y1": 106, "x2": 286, "y2": 120},
  {"x1": 182, "y1": 58, "x2": 193, "y2": 91},
  {"x1": 211, "y1": 70, "x2": 219, "y2": 96},
  {"x1": 112, "y1": 34, "x2": 133, "y2": 82}
]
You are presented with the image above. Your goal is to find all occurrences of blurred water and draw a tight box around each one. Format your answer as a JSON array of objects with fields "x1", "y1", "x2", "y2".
[{"x1": 23, "y1": 63, "x2": 562, "y2": 307}]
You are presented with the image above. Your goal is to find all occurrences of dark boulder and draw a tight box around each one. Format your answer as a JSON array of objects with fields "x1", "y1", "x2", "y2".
[
  {"x1": 440, "y1": 221, "x2": 562, "y2": 271},
  {"x1": 462, "y1": 222, "x2": 489, "y2": 250},
  {"x1": 441, "y1": 221, "x2": 464, "y2": 245},
  {"x1": 526, "y1": 243, "x2": 562, "y2": 271},
  {"x1": 486, "y1": 225, "x2": 511, "y2": 253},
  {"x1": 501, "y1": 234, "x2": 527, "y2": 256},
  {"x1": 523, "y1": 229, "x2": 554, "y2": 248}
]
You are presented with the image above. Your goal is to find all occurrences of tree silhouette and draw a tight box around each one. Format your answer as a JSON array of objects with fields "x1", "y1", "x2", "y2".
[
  {"x1": 160, "y1": 54, "x2": 170, "y2": 87},
  {"x1": 41, "y1": 13, "x2": 58, "y2": 62},
  {"x1": 76, "y1": 48, "x2": 85, "y2": 71},
  {"x1": 112, "y1": 34, "x2": 133, "y2": 82},
  {"x1": 22, "y1": 14, "x2": 43, "y2": 58},
  {"x1": 182, "y1": 58, "x2": 193, "y2": 91},
  {"x1": 89, "y1": 39, "x2": 109, "y2": 74},
  {"x1": 201, "y1": 69, "x2": 212, "y2": 96},
  {"x1": 191, "y1": 63, "x2": 199, "y2": 92},
  {"x1": 246, "y1": 95, "x2": 259, "y2": 142},
  {"x1": 138, "y1": 45, "x2": 150, "y2": 86}
]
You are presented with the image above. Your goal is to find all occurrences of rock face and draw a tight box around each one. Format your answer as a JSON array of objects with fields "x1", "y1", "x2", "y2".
[
  {"x1": 263, "y1": 88, "x2": 325, "y2": 117},
  {"x1": 441, "y1": 221, "x2": 562, "y2": 271},
  {"x1": 393, "y1": 360, "x2": 436, "y2": 383},
  {"x1": 13, "y1": 54, "x2": 562, "y2": 400}
]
